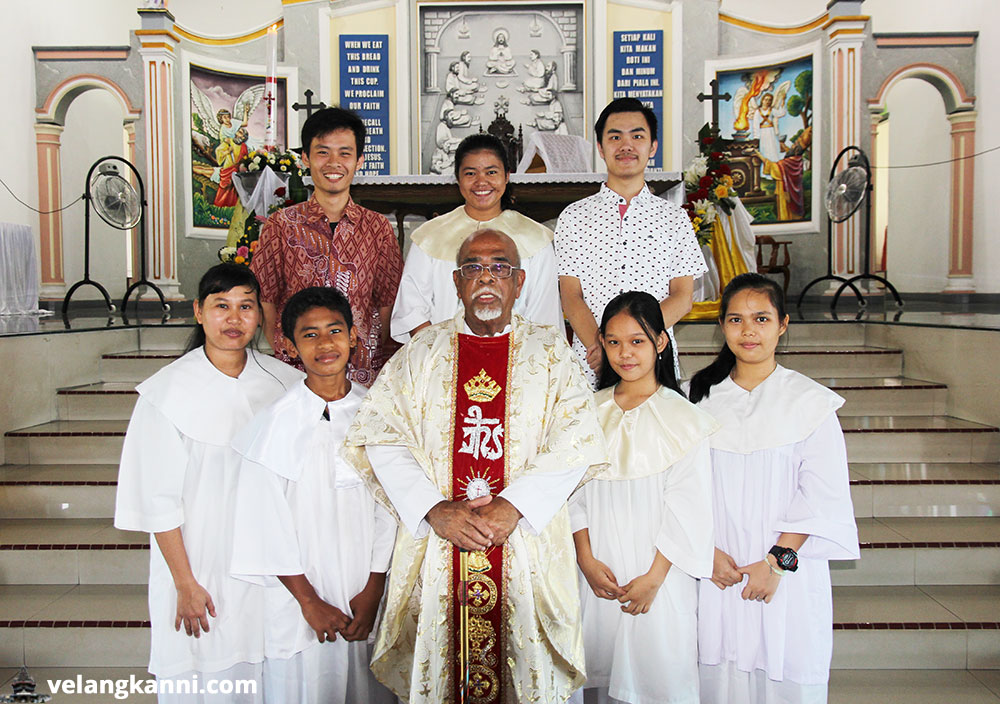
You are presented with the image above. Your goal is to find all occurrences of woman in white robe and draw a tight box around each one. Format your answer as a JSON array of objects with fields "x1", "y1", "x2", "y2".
[
  {"x1": 114, "y1": 264, "x2": 303, "y2": 703},
  {"x1": 688, "y1": 273, "x2": 860, "y2": 704},
  {"x1": 391, "y1": 133, "x2": 562, "y2": 342},
  {"x1": 570, "y1": 291, "x2": 719, "y2": 704}
]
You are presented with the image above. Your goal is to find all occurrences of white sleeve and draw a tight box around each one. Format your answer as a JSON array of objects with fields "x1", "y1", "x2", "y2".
[
  {"x1": 568, "y1": 485, "x2": 589, "y2": 533},
  {"x1": 371, "y1": 502, "x2": 396, "y2": 573},
  {"x1": 366, "y1": 444, "x2": 446, "y2": 538},
  {"x1": 776, "y1": 413, "x2": 861, "y2": 561},
  {"x1": 391, "y1": 246, "x2": 438, "y2": 344},
  {"x1": 499, "y1": 463, "x2": 588, "y2": 535},
  {"x1": 230, "y1": 458, "x2": 304, "y2": 587},
  {"x1": 114, "y1": 398, "x2": 188, "y2": 534},
  {"x1": 654, "y1": 439, "x2": 714, "y2": 579},
  {"x1": 522, "y1": 243, "x2": 563, "y2": 329}
]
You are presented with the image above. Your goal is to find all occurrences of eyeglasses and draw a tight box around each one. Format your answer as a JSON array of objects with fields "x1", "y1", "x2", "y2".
[{"x1": 455, "y1": 263, "x2": 519, "y2": 279}]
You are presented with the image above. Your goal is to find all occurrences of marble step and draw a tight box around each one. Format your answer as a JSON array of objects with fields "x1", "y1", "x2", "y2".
[
  {"x1": 0, "y1": 585, "x2": 149, "y2": 668},
  {"x1": 99, "y1": 351, "x2": 179, "y2": 382},
  {"x1": 851, "y1": 462, "x2": 1000, "y2": 518},
  {"x1": 842, "y1": 416, "x2": 1000, "y2": 464},
  {"x1": 138, "y1": 325, "x2": 195, "y2": 351},
  {"x1": 822, "y1": 377, "x2": 948, "y2": 417},
  {"x1": 4, "y1": 421, "x2": 127, "y2": 465},
  {"x1": 0, "y1": 518, "x2": 148, "y2": 585},
  {"x1": 0, "y1": 668, "x2": 156, "y2": 703},
  {"x1": 833, "y1": 517, "x2": 1000, "y2": 587},
  {"x1": 680, "y1": 346, "x2": 903, "y2": 378},
  {"x1": 57, "y1": 383, "x2": 138, "y2": 421},
  {"x1": 828, "y1": 669, "x2": 1000, "y2": 704},
  {"x1": 674, "y1": 321, "x2": 867, "y2": 348},
  {"x1": 831, "y1": 585, "x2": 1000, "y2": 670},
  {"x1": 0, "y1": 464, "x2": 119, "y2": 519}
]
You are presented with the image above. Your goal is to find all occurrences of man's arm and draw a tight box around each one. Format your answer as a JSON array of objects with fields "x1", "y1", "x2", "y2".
[
  {"x1": 559, "y1": 275, "x2": 602, "y2": 371},
  {"x1": 659, "y1": 275, "x2": 694, "y2": 329}
]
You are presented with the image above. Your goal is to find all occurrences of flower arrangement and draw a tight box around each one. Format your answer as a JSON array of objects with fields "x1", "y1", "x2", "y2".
[
  {"x1": 218, "y1": 175, "x2": 309, "y2": 267},
  {"x1": 238, "y1": 148, "x2": 306, "y2": 177},
  {"x1": 682, "y1": 124, "x2": 737, "y2": 246}
]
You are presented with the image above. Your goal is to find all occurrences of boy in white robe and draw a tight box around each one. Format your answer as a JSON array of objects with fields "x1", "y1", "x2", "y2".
[
  {"x1": 115, "y1": 264, "x2": 304, "y2": 703},
  {"x1": 230, "y1": 286, "x2": 395, "y2": 704}
]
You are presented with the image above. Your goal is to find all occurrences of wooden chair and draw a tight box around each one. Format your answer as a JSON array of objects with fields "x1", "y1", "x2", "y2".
[{"x1": 755, "y1": 235, "x2": 793, "y2": 295}]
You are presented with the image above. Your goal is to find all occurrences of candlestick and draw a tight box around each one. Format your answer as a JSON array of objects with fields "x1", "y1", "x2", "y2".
[{"x1": 264, "y1": 23, "x2": 278, "y2": 150}]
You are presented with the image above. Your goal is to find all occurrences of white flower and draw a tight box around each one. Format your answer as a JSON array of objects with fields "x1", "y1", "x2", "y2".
[{"x1": 248, "y1": 162, "x2": 260, "y2": 172}]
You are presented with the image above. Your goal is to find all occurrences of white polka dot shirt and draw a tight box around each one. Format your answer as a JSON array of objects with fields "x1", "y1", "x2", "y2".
[{"x1": 555, "y1": 183, "x2": 708, "y2": 385}]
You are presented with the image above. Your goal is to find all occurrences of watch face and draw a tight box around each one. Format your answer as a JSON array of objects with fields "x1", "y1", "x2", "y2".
[{"x1": 777, "y1": 551, "x2": 797, "y2": 570}]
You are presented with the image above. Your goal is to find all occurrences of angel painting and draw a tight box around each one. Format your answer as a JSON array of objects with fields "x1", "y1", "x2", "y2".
[
  {"x1": 190, "y1": 81, "x2": 265, "y2": 208},
  {"x1": 732, "y1": 69, "x2": 790, "y2": 165}
]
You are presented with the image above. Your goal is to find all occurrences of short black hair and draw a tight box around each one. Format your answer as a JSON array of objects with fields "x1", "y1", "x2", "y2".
[
  {"x1": 300, "y1": 106, "x2": 366, "y2": 156},
  {"x1": 594, "y1": 97, "x2": 658, "y2": 143},
  {"x1": 281, "y1": 286, "x2": 354, "y2": 342}
]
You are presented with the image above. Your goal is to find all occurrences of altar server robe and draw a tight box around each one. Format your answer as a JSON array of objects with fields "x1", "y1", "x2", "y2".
[
  {"x1": 114, "y1": 348, "x2": 303, "y2": 682},
  {"x1": 569, "y1": 386, "x2": 718, "y2": 704},
  {"x1": 390, "y1": 206, "x2": 562, "y2": 342},
  {"x1": 344, "y1": 313, "x2": 609, "y2": 704},
  {"x1": 230, "y1": 381, "x2": 396, "y2": 704},
  {"x1": 695, "y1": 365, "x2": 860, "y2": 704}
]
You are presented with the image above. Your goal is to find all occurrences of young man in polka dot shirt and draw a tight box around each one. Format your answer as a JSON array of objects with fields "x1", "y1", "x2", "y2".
[{"x1": 555, "y1": 97, "x2": 707, "y2": 387}]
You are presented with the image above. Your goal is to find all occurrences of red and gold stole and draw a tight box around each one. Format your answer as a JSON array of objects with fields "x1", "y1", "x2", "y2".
[{"x1": 451, "y1": 331, "x2": 511, "y2": 704}]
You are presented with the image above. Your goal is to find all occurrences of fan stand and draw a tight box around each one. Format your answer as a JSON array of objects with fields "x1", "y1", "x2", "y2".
[
  {"x1": 61, "y1": 156, "x2": 168, "y2": 320},
  {"x1": 797, "y1": 146, "x2": 867, "y2": 309},
  {"x1": 831, "y1": 170, "x2": 903, "y2": 308}
]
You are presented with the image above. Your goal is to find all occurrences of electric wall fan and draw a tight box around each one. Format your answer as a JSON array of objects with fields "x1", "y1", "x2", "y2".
[
  {"x1": 798, "y1": 146, "x2": 902, "y2": 308},
  {"x1": 62, "y1": 156, "x2": 168, "y2": 317}
]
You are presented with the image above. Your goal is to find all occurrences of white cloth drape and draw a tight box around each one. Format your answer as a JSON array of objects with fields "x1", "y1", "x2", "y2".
[
  {"x1": 693, "y1": 199, "x2": 757, "y2": 303},
  {"x1": 0, "y1": 222, "x2": 49, "y2": 316}
]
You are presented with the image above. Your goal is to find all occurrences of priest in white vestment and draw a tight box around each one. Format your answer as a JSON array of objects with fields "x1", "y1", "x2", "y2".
[
  {"x1": 391, "y1": 134, "x2": 562, "y2": 343},
  {"x1": 230, "y1": 379, "x2": 396, "y2": 704},
  {"x1": 695, "y1": 365, "x2": 860, "y2": 704},
  {"x1": 346, "y1": 229, "x2": 608, "y2": 703}
]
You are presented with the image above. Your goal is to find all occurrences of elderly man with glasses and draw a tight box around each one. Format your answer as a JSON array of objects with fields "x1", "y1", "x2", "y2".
[{"x1": 346, "y1": 228, "x2": 608, "y2": 704}]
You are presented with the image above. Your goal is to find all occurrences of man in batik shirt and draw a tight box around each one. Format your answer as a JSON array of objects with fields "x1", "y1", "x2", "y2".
[
  {"x1": 251, "y1": 107, "x2": 402, "y2": 384},
  {"x1": 345, "y1": 229, "x2": 608, "y2": 704}
]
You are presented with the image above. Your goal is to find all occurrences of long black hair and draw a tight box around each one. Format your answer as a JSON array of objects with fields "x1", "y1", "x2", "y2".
[
  {"x1": 596, "y1": 291, "x2": 683, "y2": 396},
  {"x1": 688, "y1": 273, "x2": 787, "y2": 403},
  {"x1": 454, "y1": 133, "x2": 515, "y2": 210},
  {"x1": 185, "y1": 263, "x2": 262, "y2": 353}
]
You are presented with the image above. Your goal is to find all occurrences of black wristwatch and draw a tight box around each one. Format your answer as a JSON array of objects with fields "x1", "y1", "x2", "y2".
[{"x1": 768, "y1": 546, "x2": 799, "y2": 572}]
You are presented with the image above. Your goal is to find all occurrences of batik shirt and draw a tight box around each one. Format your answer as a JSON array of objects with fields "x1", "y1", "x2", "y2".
[{"x1": 251, "y1": 195, "x2": 403, "y2": 385}]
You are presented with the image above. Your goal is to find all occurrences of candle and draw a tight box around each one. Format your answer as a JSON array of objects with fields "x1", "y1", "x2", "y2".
[{"x1": 264, "y1": 23, "x2": 278, "y2": 150}]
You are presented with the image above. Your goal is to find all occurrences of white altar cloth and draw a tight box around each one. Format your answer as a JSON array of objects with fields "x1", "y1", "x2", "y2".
[{"x1": 0, "y1": 222, "x2": 49, "y2": 316}]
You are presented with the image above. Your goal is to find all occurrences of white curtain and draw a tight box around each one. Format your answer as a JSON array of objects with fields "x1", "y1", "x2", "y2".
[{"x1": 0, "y1": 222, "x2": 50, "y2": 316}]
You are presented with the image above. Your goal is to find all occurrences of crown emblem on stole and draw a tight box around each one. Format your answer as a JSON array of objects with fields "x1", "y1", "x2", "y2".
[{"x1": 464, "y1": 369, "x2": 502, "y2": 402}]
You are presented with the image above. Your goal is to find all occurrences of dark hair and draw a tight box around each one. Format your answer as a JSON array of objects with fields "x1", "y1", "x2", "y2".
[
  {"x1": 186, "y1": 263, "x2": 262, "y2": 353},
  {"x1": 594, "y1": 97, "x2": 658, "y2": 143},
  {"x1": 596, "y1": 291, "x2": 683, "y2": 396},
  {"x1": 300, "y1": 106, "x2": 366, "y2": 156},
  {"x1": 454, "y1": 133, "x2": 515, "y2": 210},
  {"x1": 280, "y1": 286, "x2": 354, "y2": 342},
  {"x1": 688, "y1": 273, "x2": 787, "y2": 403}
]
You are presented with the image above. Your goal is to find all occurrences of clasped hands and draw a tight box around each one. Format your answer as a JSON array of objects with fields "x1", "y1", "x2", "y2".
[
  {"x1": 426, "y1": 495, "x2": 521, "y2": 551},
  {"x1": 711, "y1": 547, "x2": 781, "y2": 604}
]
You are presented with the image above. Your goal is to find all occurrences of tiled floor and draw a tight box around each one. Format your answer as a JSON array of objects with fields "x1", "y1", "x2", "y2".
[{"x1": 851, "y1": 462, "x2": 1000, "y2": 481}]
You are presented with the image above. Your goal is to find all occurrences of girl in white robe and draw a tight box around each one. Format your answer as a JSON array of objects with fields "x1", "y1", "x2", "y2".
[
  {"x1": 114, "y1": 264, "x2": 303, "y2": 703},
  {"x1": 569, "y1": 291, "x2": 719, "y2": 704},
  {"x1": 689, "y1": 273, "x2": 860, "y2": 704},
  {"x1": 229, "y1": 286, "x2": 396, "y2": 704},
  {"x1": 390, "y1": 133, "x2": 562, "y2": 342}
]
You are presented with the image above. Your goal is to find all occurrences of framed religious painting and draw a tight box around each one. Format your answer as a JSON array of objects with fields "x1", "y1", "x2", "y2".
[
  {"x1": 415, "y1": 1, "x2": 586, "y2": 174},
  {"x1": 180, "y1": 53, "x2": 299, "y2": 239},
  {"x1": 704, "y1": 41, "x2": 822, "y2": 235}
]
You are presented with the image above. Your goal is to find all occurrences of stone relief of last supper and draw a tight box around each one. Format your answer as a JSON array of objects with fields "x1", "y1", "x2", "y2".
[{"x1": 418, "y1": 3, "x2": 585, "y2": 174}]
